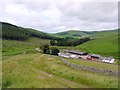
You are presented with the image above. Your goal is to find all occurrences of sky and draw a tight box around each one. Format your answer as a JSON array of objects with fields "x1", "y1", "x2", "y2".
[{"x1": 0, "y1": 0, "x2": 119, "y2": 33}]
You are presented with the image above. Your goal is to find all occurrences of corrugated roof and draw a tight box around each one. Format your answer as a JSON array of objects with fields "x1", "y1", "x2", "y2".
[
  {"x1": 69, "y1": 50, "x2": 87, "y2": 55},
  {"x1": 90, "y1": 54, "x2": 101, "y2": 57}
]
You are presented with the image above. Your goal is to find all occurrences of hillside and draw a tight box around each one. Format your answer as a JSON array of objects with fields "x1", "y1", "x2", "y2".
[
  {"x1": 76, "y1": 30, "x2": 119, "y2": 59},
  {"x1": 54, "y1": 30, "x2": 94, "y2": 38},
  {"x1": 2, "y1": 53, "x2": 118, "y2": 88},
  {"x1": 2, "y1": 37, "x2": 50, "y2": 56},
  {"x1": 1, "y1": 22, "x2": 57, "y2": 41},
  {"x1": 2, "y1": 22, "x2": 119, "y2": 88}
]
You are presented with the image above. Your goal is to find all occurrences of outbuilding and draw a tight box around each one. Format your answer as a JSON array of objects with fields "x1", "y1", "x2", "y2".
[
  {"x1": 58, "y1": 53, "x2": 70, "y2": 58},
  {"x1": 69, "y1": 50, "x2": 88, "y2": 55},
  {"x1": 86, "y1": 54, "x2": 102, "y2": 60},
  {"x1": 90, "y1": 54, "x2": 102, "y2": 59},
  {"x1": 102, "y1": 57, "x2": 115, "y2": 63}
]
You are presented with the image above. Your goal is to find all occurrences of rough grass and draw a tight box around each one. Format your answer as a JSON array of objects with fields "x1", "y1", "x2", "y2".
[
  {"x1": 76, "y1": 32, "x2": 119, "y2": 59},
  {"x1": 65, "y1": 58, "x2": 118, "y2": 71},
  {"x1": 2, "y1": 37, "x2": 49, "y2": 56},
  {"x1": 2, "y1": 53, "x2": 118, "y2": 88}
]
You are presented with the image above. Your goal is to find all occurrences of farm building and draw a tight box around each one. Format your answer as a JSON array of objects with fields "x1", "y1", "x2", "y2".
[
  {"x1": 69, "y1": 50, "x2": 88, "y2": 55},
  {"x1": 86, "y1": 54, "x2": 102, "y2": 60},
  {"x1": 58, "y1": 53, "x2": 70, "y2": 58},
  {"x1": 102, "y1": 57, "x2": 115, "y2": 63},
  {"x1": 70, "y1": 54, "x2": 78, "y2": 59}
]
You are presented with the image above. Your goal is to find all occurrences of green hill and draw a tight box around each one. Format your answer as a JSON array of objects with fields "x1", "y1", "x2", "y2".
[
  {"x1": 54, "y1": 30, "x2": 94, "y2": 38},
  {"x1": 2, "y1": 22, "x2": 119, "y2": 88},
  {"x1": 2, "y1": 37, "x2": 50, "y2": 56},
  {"x1": 76, "y1": 30, "x2": 119, "y2": 59},
  {"x1": 1, "y1": 22, "x2": 57, "y2": 41}
]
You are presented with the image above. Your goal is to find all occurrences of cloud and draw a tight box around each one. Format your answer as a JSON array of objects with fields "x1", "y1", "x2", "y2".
[{"x1": 0, "y1": 0, "x2": 118, "y2": 33}]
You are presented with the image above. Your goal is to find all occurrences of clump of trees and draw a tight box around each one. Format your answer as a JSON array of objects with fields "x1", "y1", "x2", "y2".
[
  {"x1": 50, "y1": 40, "x2": 56, "y2": 46},
  {"x1": 40, "y1": 44, "x2": 60, "y2": 55},
  {"x1": 50, "y1": 37, "x2": 90, "y2": 46},
  {"x1": 40, "y1": 44, "x2": 50, "y2": 54},
  {"x1": 50, "y1": 47, "x2": 60, "y2": 55}
]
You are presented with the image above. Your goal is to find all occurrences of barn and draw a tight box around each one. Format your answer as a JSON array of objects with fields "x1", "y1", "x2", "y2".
[
  {"x1": 69, "y1": 50, "x2": 88, "y2": 55},
  {"x1": 86, "y1": 54, "x2": 102, "y2": 60}
]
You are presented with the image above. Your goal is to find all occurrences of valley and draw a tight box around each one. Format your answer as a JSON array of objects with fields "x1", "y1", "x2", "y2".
[{"x1": 1, "y1": 22, "x2": 119, "y2": 88}]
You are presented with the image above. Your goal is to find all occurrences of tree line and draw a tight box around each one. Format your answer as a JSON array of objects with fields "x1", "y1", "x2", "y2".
[
  {"x1": 50, "y1": 37, "x2": 90, "y2": 46},
  {"x1": 1, "y1": 22, "x2": 58, "y2": 41}
]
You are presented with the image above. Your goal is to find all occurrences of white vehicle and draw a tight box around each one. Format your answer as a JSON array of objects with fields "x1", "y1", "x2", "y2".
[{"x1": 102, "y1": 57, "x2": 115, "y2": 64}]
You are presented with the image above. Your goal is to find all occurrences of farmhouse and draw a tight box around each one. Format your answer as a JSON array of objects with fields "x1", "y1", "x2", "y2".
[{"x1": 69, "y1": 50, "x2": 88, "y2": 55}]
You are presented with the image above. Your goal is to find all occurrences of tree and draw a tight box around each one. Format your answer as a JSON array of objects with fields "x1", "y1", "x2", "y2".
[
  {"x1": 50, "y1": 40, "x2": 55, "y2": 46},
  {"x1": 50, "y1": 47, "x2": 60, "y2": 55},
  {"x1": 40, "y1": 44, "x2": 50, "y2": 54}
]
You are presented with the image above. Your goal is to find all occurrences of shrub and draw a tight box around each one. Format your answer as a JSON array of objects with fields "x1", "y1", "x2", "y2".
[{"x1": 50, "y1": 47, "x2": 60, "y2": 55}]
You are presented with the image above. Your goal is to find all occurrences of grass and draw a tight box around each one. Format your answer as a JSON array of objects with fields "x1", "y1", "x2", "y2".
[
  {"x1": 2, "y1": 37, "x2": 50, "y2": 56},
  {"x1": 65, "y1": 58, "x2": 118, "y2": 71},
  {"x1": 2, "y1": 32, "x2": 119, "y2": 88},
  {"x1": 76, "y1": 31, "x2": 119, "y2": 59},
  {"x1": 2, "y1": 53, "x2": 118, "y2": 88}
]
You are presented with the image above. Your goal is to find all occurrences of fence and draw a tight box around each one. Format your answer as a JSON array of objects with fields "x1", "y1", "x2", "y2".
[{"x1": 61, "y1": 58, "x2": 119, "y2": 76}]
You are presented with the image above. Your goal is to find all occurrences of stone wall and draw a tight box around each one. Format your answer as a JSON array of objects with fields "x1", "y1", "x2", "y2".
[{"x1": 61, "y1": 58, "x2": 119, "y2": 76}]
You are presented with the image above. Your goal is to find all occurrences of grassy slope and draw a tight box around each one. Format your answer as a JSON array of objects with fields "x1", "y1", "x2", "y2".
[
  {"x1": 2, "y1": 37, "x2": 50, "y2": 56},
  {"x1": 2, "y1": 32, "x2": 118, "y2": 88},
  {"x1": 1, "y1": 22, "x2": 57, "y2": 40},
  {"x1": 3, "y1": 53, "x2": 118, "y2": 88},
  {"x1": 65, "y1": 58, "x2": 118, "y2": 71},
  {"x1": 54, "y1": 30, "x2": 91, "y2": 38},
  {"x1": 76, "y1": 30, "x2": 119, "y2": 59}
]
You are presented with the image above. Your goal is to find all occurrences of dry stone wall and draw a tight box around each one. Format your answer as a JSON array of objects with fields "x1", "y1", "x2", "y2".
[{"x1": 61, "y1": 58, "x2": 119, "y2": 76}]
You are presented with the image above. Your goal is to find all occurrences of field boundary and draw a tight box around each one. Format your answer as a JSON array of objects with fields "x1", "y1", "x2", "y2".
[{"x1": 60, "y1": 58, "x2": 119, "y2": 76}]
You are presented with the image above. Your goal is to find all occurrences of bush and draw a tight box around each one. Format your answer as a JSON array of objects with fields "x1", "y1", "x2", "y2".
[
  {"x1": 40, "y1": 44, "x2": 50, "y2": 54},
  {"x1": 50, "y1": 47, "x2": 60, "y2": 55}
]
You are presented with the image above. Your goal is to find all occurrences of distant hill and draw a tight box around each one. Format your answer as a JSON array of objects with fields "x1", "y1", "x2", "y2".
[
  {"x1": 76, "y1": 29, "x2": 119, "y2": 59},
  {"x1": 54, "y1": 30, "x2": 94, "y2": 38},
  {"x1": 54, "y1": 29, "x2": 118, "y2": 39},
  {"x1": 1, "y1": 22, "x2": 58, "y2": 41}
]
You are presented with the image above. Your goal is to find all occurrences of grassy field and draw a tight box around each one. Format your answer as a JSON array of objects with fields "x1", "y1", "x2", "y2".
[
  {"x1": 2, "y1": 37, "x2": 49, "y2": 56},
  {"x1": 65, "y1": 58, "x2": 118, "y2": 71},
  {"x1": 76, "y1": 31, "x2": 119, "y2": 59},
  {"x1": 2, "y1": 53, "x2": 118, "y2": 88},
  {"x1": 2, "y1": 33, "x2": 119, "y2": 88}
]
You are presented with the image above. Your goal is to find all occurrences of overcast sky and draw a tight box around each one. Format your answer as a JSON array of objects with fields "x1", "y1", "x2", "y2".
[{"x1": 0, "y1": 0, "x2": 119, "y2": 33}]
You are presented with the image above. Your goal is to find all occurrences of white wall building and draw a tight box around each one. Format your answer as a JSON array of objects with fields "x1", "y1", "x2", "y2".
[
  {"x1": 58, "y1": 53, "x2": 70, "y2": 58},
  {"x1": 102, "y1": 57, "x2": 115, "y2": 64}
]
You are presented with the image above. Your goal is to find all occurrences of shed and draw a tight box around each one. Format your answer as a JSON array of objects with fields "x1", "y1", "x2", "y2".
[
  {"x1": 58, "y1": 53, "x2": 70, "y2": 58},
  {"x1": 90, "y1": 54, "x2": 102, "y2": 59},
  {"x1": 69, "y1": 50, "x2": 88, "y2": 55},
  {"x1": 70, "y1": 54, "x2": 78, "y2": 59},
  {"x1": 102, "y1": 57, "x2": 115, "y2": 63}
]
